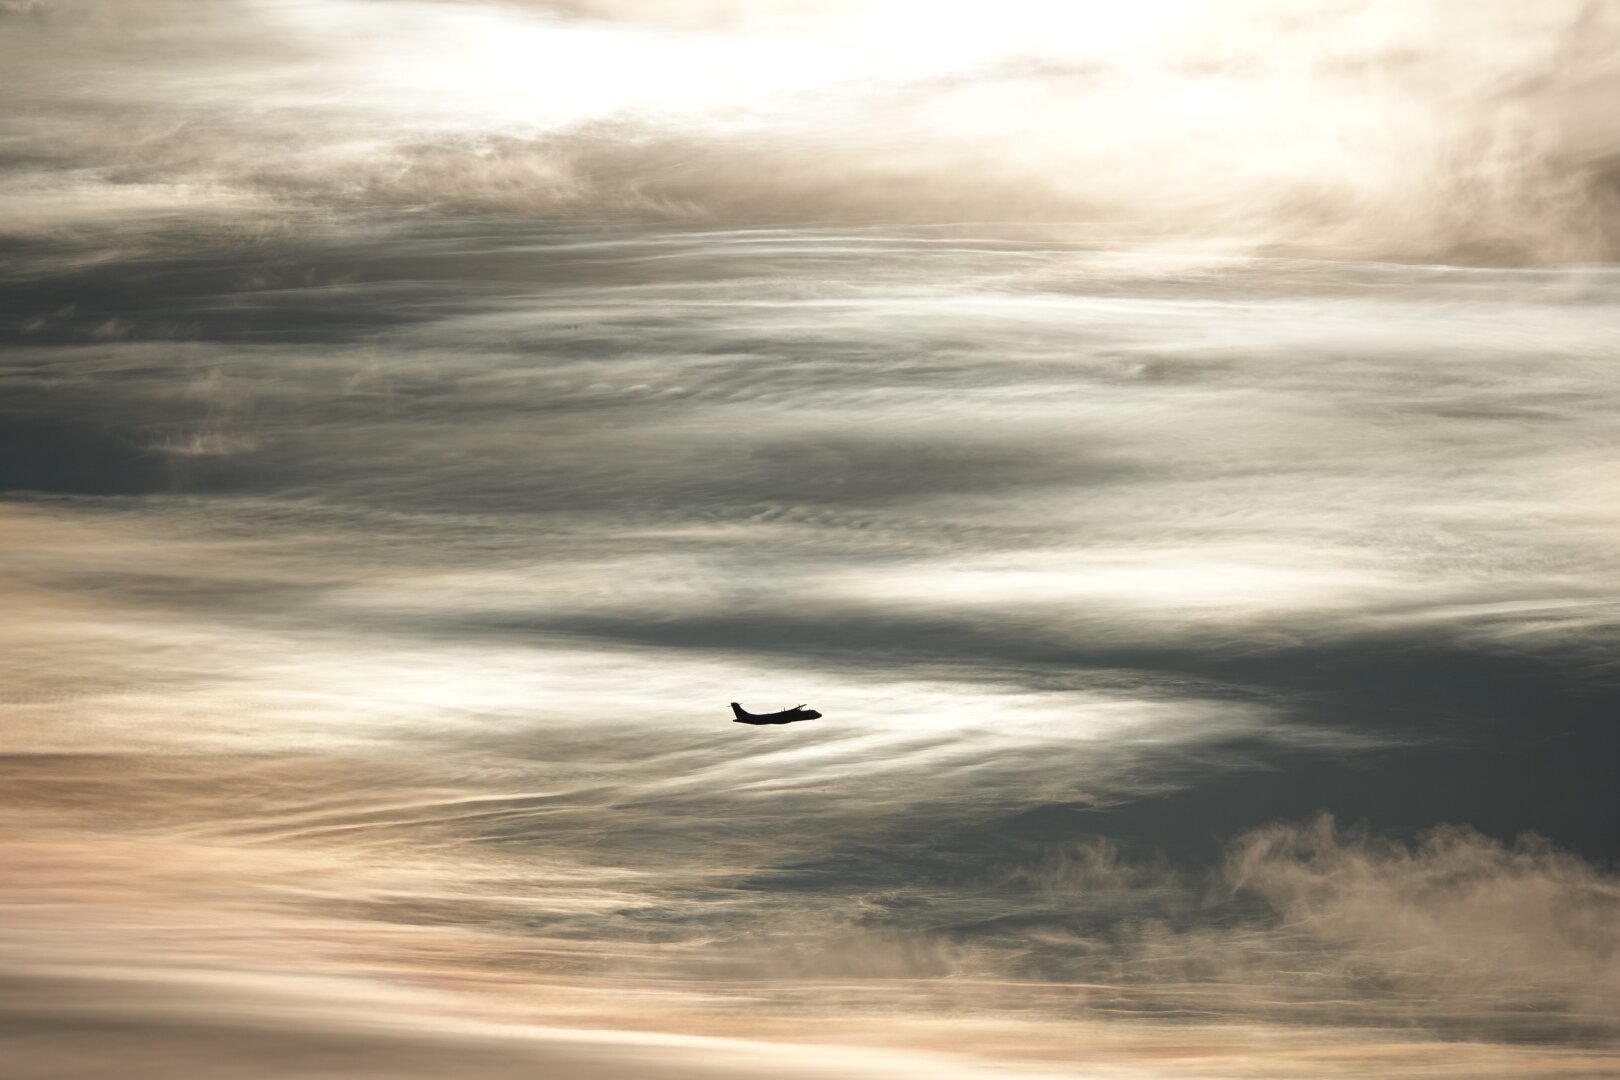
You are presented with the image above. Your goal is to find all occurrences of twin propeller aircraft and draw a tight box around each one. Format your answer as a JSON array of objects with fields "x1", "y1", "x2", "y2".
[{"x1": 730, "y1": 702, "x2": 821, "y2": 725}]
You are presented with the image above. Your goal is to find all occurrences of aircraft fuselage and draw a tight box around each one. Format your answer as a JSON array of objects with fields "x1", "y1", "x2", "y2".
[{"x1": 730, "y1": 702, "x2": 820, "y2": 725}]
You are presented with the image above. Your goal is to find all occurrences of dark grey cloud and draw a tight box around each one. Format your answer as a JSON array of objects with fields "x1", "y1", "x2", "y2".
[{"x1": 5, "y1": 225, "x2": 1618, "y2": 849}]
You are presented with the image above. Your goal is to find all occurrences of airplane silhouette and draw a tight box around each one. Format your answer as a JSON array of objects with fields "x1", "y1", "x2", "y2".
[{"x1": 731, "y1": 702, "x2": 821, "y2": 725}]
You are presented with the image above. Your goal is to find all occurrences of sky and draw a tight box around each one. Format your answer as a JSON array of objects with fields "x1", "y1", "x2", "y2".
[{"x1": 3, "y1": 2, "x2": 1619, "y2": 1078}]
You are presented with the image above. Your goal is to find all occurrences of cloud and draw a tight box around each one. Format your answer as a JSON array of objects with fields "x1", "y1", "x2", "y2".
[
  {"x1": 0, "y1": 969, "x2": 1113, "y2": 1080},
  {"x1": 4, "y1": 9, "x2": 1619, "y2": 1075},
  {"x1": 6, "y1": 0, "x2": 1620, "y2": 261},
  {"x1": 910, "y1": 816, "x2": 1620, "y2": 1046},
  {"x1": 1222, "y1": 816, "x2": 1620, "y2": 1041},
  {"x1": 6, "y1": 771, "x2": 1618, "y2": 1078}
]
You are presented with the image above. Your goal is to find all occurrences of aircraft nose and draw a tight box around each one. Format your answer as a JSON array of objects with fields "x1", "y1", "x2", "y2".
[{"x1": 804, "y1": 710, "x2": 822, "y2": 719}]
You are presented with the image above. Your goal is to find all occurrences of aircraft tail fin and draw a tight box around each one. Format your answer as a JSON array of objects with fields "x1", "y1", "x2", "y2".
[{"x1": 730, "y1": 702, "x2": 749, "y2": 719}]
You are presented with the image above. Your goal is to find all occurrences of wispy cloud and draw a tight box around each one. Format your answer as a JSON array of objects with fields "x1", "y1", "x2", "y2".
[
  {"x1": 6, "y1": 1, "x2": 1620, "y2": 259},
  {"x1": 6, "y1": 4, "x2": 1620, "y2": 1076}
]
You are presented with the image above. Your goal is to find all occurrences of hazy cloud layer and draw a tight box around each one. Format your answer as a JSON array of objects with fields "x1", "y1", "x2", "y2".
[
  {"x1": 5, "y1": 0, "x2": 1620, "y2": 261},
  {"x1": 7, "y1": 754, "x2": 1619, "y2": 1079},
  {"x1": 5, "y1": 3, "x2": 1620, "y2": 1077}
]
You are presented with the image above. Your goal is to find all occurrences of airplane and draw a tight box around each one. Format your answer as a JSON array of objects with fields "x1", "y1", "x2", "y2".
[{"x1": 730, "y1": 702, "x2": 821, "y2": 725}]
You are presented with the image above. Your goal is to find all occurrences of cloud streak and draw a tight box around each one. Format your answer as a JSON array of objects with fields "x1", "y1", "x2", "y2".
[
  {"x1": 6, "y1": 4, "x2": 1620, "y2": 1076},
  {"x1": 7, "y1": 749, "x2": 1618, "y2": 1079}
]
